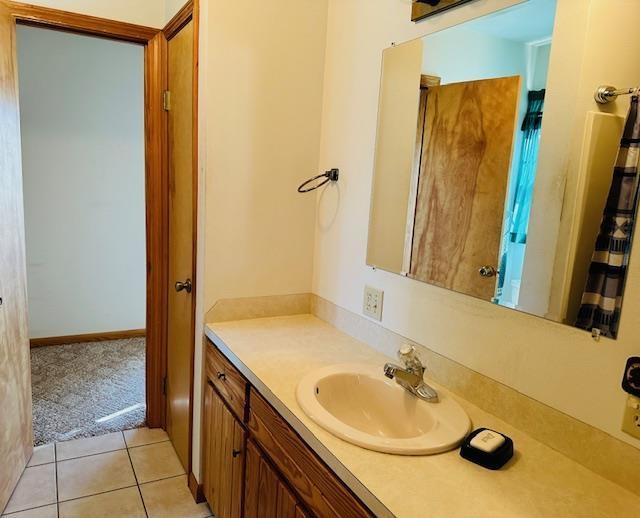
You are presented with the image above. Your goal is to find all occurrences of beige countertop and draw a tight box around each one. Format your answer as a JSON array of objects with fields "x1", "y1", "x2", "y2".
[{"x1": 205, "y1": 315, "x2": 638, "y2": 518}]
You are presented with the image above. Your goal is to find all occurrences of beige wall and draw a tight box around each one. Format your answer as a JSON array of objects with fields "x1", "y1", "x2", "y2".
[
  {"x1": 367, "y1": 39, "x2": 422, "y2": 273},
  {"x1": 165, "y1": 0, "x2": 185, "y2": 23},
  {"x1": 313, "y1": 0, "x2": 640, "y2": 451},
  {"x1": 193, "y1": 0, "x2": 328, "y2": 477},
  {"x1": 23, "y1": 0, "x2": 165, "y2": 27}
]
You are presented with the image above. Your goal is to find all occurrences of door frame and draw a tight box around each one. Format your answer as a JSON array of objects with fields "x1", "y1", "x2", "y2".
[
  {"x1": 9, "y1": 1, "x2": 170, "y2": 429},
  {"x1": 163, "y1": 0, "x2": 199, "y2": 482}
]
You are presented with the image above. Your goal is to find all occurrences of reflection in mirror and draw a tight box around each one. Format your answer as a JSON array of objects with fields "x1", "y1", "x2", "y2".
[{"x1": 367, "y1": 0, "x2": 640, "y2": 339}]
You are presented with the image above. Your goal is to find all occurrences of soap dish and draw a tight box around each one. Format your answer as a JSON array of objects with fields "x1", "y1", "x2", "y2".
[{"x1": 460, "y1": 428, "x2": 514, "y2": 470}]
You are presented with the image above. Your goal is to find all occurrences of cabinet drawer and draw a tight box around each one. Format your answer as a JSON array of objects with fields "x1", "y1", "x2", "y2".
[
  {"x1": 205, "y1": 341, "x2": 248, "y2": 422},
  {"x1": 248, "y1": 388, "x2": 372, "y2": 518}
]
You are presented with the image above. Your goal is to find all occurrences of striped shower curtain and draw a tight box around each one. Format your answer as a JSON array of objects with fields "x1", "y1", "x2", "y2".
[{"x1": 576, "y1": 96, "x2": 640, "y2": 338}]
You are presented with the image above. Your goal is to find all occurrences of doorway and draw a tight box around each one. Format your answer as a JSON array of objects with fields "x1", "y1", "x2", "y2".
[
  {"x1": 17, "y1": 24, "x2": 148, "y2": 445},
  {"x1": 8, "y1": 3, "x2": 171, "y2": 438}
]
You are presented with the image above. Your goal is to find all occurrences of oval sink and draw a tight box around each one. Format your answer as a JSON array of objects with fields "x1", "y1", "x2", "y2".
[{"x1": 296, "y1": 363, "x2": 471, "y2": 455}]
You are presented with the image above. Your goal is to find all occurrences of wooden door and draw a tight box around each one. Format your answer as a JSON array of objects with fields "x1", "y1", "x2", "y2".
[
  {"x1": 203, "y1": 382, "x2": 246, "y2": 518},
  {"x1": 245, "y1": 440, "x2": 308, "y2": 518},
  {"x1": 0, "y1": 0, "x2": 33, "y2": 509},
  {"x1": 410, "y1": 76, "x2": 520, "y2": 300},
  {"x1": 166, "y1": 18, "x2": 196, "y2": 470}
]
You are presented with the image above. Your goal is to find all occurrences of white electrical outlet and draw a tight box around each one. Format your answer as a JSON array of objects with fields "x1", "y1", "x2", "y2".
[
  {"x1": 363, "y1": 285, "x2": 383, "y2": 321},
  {"x1": 622, "y1": 395, "x2": 640, "y2": 440}
]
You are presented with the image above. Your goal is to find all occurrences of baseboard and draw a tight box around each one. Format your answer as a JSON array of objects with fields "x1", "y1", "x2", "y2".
[
  {"x1": 188, "y1": 472, "x2": 205, "y2": 503},
  {"x1": 30, "y1": 329, "x2": 146, "y2": 348}
]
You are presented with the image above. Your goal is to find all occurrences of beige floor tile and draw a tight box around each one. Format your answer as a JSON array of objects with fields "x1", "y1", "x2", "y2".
[
  {"x1": 140, "y1": 475, "x2": 212, "y2": 518},
  {"x1": 56, "y1": 431, "x2": 125, "y2": 461},
  {"x1": 3, "y1": 464, "x2": 56, "y2": 515},
  {"x1": 2, "y1": 504, "x2": 57, "y2": 518},
  {"x1": 27, "y1": 444, "x2": 55, "y2": 467},
  {"x1": 129, "y1": 442, "x2": 185, "y2": 484},
  {"x1": 57, "y1": 450, "x2": 136, "y2": 501},
  {"x1": 58, "y1": 486, "x2": 145, "y2": 518},
  {"x1": 123, "y1": 427, "x2": 169, "y2": 448}
]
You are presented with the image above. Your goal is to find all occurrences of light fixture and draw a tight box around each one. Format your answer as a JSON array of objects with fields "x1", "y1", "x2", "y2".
[{"x1": 411, "y1": 0, "x2": 477, "y2": 23}]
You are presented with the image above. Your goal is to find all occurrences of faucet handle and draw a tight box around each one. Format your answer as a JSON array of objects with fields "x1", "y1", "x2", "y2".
[
  {"x1": 399, "y1": 344, "x2": 414, "y2": 357},
  {"x1": 398, "y1": 344, "x2": 423, "y2": 371}
]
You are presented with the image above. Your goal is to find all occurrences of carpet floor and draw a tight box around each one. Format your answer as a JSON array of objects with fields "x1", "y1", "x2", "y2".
[{"x1": 30, "y1": 337, "x2": 146, "y2": 446}]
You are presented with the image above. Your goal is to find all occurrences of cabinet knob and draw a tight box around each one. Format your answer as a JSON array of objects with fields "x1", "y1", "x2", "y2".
[
  {"x1": 217, "y1": 372, "x2": 226, "y2": 381},
  {"x1": 232, "y1": 449, "x2": 242, "y2": 458}
]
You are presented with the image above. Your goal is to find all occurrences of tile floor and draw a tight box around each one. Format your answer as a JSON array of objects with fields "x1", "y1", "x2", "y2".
[{"x1": 2, "y1": 428, "x2": 212, "y2": 518}]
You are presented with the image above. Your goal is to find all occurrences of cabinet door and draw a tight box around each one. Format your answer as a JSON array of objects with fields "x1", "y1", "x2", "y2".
[
  {"x1": 203, "y1": 382, "x2": 246, "y2": 517},
  {"x1": 245, "y1": 440, "x2": 307, "y2": 518}
]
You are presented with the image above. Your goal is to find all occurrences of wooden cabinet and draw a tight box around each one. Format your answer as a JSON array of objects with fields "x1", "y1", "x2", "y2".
[
  {"x1": 203, "y1": 381, "x2": 246, "y2": 517},
  {"x1": 244, "y1": 440, "x2": 308, "y2": 518},
  {"x1": 249, "y1": 389, "x2": 370, "y2": 518},
  {"x1": 203, "y1": 341, "x2": 372, "y2": 518}
]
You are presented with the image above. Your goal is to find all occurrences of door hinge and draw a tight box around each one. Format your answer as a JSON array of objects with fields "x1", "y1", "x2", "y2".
[
  {"x1": 162, "y1": 376, "x2": 168, "y2": 395},
  {"x1": 163, "y1": 90, "x2": 171, "y2": 111}
]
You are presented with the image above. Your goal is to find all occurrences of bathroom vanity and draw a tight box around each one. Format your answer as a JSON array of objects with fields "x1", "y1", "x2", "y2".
[
  {"x1": 202, "y1": 330, "x2": 372, "y2": 517},
  {"x1": 202, "y1": 315, "x2": 639, "y2": 517}
]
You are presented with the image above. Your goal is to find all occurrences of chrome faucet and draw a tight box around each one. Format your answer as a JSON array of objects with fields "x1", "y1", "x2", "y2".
[{"x1": 384, "y1": 345, "x2": 438, "y2": 402}]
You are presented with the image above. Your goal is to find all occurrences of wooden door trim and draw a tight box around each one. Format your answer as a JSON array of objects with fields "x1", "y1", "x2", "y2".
[
  {"x1": 145, "y1": 31, "x2": 169, "y2": 429},
  {"x1": 10, "y1": 2, "x2": 169, "y2": 429},
  {"x1": 163, "y1": 0, "x2": 199, "y2": 476},
  {"x1": 164, "y1": 0, "x2": 193, "y2": 40},
  {"x1": 9, "y1": 2, "x2": 158, "y2": 43}
]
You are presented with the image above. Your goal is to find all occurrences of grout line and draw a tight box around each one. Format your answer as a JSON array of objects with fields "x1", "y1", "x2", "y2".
[
  {"x1": 54, "y1": 443, "x2": 60, "y2": 517},
  {"x1": 25, "y1": 460, "x2": 55, "y2": 468},
  {"x1": 126, "y1": 439, "x2": 171, "y2": 451},
  {"x1": 56, "y1": 446, "x2": 128, "y2": 464},
  {"x1": 137, "y1": 473, "x2": 189, "y2": 487},
  {"x1": 53, "y1": 439, "x2": 170, "y2": 462},
  {"x1": 125, "y1": 445, "x2": 149, "y2": 518},
  {"x1": 56, "y1": 483, "x2": 139, "y2": 506}
]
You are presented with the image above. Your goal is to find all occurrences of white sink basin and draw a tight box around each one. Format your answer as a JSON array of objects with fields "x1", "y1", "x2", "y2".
[{"x1": 296, "y1": 363, "x2": 471, "y2": 455}]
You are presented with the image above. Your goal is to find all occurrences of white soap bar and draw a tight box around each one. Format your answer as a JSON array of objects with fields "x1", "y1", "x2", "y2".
[{"x1": 470, "y1": 430, "x2": 506, "y2": 453}]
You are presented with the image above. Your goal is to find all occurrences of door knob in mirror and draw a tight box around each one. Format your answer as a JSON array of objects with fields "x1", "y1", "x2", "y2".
[
  {"x1": 175, "y1": 279, "x2": 192, "y2": 293},
  {"x1": 478, "y1": 266, "x2": 497, "y2": 278}
]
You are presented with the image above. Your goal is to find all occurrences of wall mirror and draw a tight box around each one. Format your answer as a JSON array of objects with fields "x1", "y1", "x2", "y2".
[{"x1": 367, "y1": 0, "x2": 640, "y2": 339}]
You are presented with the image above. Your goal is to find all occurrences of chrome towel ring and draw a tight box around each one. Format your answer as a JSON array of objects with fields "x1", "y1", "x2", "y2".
[{"x1": 297, "y1": 168, "x2": 339, "y2": 193}]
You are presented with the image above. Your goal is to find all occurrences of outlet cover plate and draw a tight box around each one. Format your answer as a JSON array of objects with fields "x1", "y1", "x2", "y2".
[
  {"x1": 363, "y1": 285, "x2": 383, "y2": 321},
  {"x1": 622, "y1": 395, "x2": 640, "y2": 440}
]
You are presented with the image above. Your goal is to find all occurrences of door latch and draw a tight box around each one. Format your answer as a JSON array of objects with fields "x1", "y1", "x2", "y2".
[
  {"x1": 478, "y1": 265, "x2": 497, "y2": 278},
  {"x1": 175, "y1": 279, "x2": 192, "y2": 293}
]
